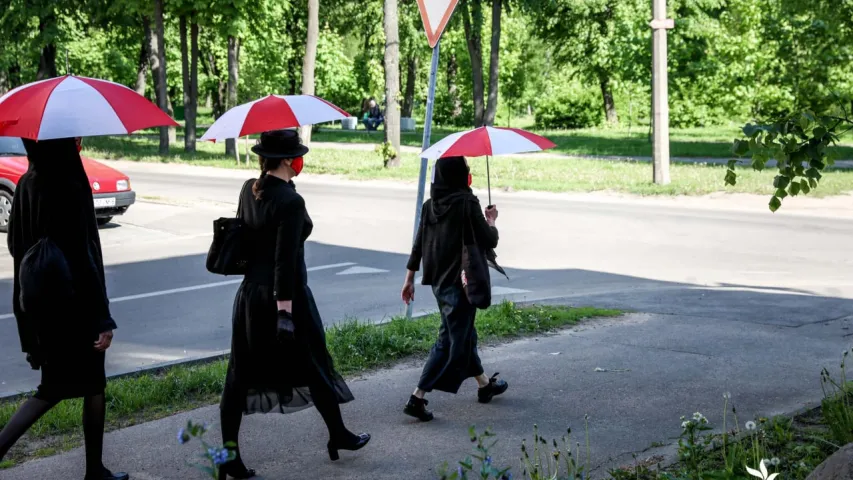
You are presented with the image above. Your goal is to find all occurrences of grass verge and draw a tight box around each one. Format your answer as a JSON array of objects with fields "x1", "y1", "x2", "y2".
[
  {"x1": 82, "y1": 136, "x2": 853, "y2": 197},
  {"x1": 0, "y1": 302, "x2": 621, "y2": 468}
]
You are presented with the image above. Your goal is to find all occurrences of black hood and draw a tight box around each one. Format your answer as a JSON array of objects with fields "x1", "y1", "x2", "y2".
[
  {"x1": 22, "y1": 137, "x2": 88, "y2": 187},
  {"x1": 428, "y1": 156, "x2": 474, "y2": 224}
]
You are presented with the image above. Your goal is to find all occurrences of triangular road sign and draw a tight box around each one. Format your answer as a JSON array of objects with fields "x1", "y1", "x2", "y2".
[{"x1": 417, "y1": 0, "x2": 459, "y2": 48}]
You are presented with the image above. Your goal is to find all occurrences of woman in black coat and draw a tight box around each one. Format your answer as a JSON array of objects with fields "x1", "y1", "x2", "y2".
[
  {"x1": 0, "y1": 137, "x2": 128, "y2": 480},
  {"x1": 401, "y1": 156, "x2": 509, "y2": 421},
  {"x1": 218, "y1": 130, "x2": 369, "y2": 479}
]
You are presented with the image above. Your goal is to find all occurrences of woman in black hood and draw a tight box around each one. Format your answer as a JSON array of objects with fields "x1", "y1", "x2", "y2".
[
  {"x1": 0, "y1": 137, "x2": 128, "y2": 480},
  {"x1": 401, "y1": 156, "x2": 509, "y2": 421}
]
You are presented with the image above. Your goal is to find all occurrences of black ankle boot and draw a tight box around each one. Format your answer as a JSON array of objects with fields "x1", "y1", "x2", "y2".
[
  {"x1": 404, "y1": 395, "x2": 434, "y2": 422},
  {"x1": 327, "y1": 432, "x2": 371, "y2": 461},
  {"x1": 477, "y1": 373, "x2": 509, "y2": 404},
  {"x1": 218, "y1": 459, "x2": 256, "y2": 479},
  {"x1": 84, "y1": 467, "x2": 129, "y2": 480}
]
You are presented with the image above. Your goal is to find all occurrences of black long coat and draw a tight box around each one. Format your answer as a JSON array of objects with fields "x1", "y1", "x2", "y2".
[
  {"x1": 222, "y1": 175, "x2": 354, "y2": 414},
  {"x1": 8, "y1": 138, "x2": 116, "y2": 401}
]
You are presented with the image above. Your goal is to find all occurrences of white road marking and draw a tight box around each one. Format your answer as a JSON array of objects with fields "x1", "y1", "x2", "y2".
[
  {"x1": 0, "y1": 262, "x2": 358, "y2": 320},
  {"x1": 336, "y1": 266, "x2": 390, "y2": 275},
  {"x1": 492, "y1": 286, "x2": 532, "y2": 295}
]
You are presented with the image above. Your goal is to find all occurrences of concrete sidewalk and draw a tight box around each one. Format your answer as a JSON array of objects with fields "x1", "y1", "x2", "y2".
[{"x1": 3, "y1": 287, "x2": 851, "y2": 480}]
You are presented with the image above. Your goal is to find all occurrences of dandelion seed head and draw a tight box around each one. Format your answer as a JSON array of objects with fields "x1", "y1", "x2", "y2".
[{"x1": 745, "y1": 421, "x2": 757, "y2": 431}]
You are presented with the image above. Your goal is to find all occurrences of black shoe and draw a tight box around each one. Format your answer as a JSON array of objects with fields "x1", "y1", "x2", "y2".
[
  {"x1": 218, "y1": 460, "x2": 256, "y2": 479},
  {"x1": 478, "y1": 373, "x2": 508, "y2": 404},
  {"x1": 84, "y1": 468, "x2": 129, "y2": 480},
  {"x1": 404, "y1": 395, "x2": 434, "y2": 422},
  {"x1": 327, "y1": 432, "x2": 371, "y2": 461}
]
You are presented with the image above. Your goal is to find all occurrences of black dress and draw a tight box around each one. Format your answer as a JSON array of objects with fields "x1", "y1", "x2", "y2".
[
  {"x1": 221, "y1": 176, "x2": 354, "y2": 415},
  {"x1": 8, "y1": 139, "x2": 116, "y2": 401}
]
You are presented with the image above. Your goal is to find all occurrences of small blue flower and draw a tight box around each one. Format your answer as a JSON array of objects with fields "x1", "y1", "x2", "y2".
[
  {"x1": 485, "y1": 456, "x2": 492, "y2": 466},
  {"x1": 213, "y1": 448, "x2": 231, "y2": 466},
  {"x1": 458, "y1": 465, "x2": 464, "y2": 477},
  {"x1": 177, "y1": 428, "x2": 189, "y2": 445},
  {"x1": 207, "y1": 447, "x2": 217, "y2": 458}
]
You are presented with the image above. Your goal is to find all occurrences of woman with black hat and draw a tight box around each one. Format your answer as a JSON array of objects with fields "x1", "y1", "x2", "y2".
[
  {"x1": 0, "y1": 137, "x2": 128, "y2": 480},
  {"x1": 218, "y1": 129, "x2": 369, "y2": 479},
  {"x1": 400, "y1": 156, "x2": 509, "y2": 422}
]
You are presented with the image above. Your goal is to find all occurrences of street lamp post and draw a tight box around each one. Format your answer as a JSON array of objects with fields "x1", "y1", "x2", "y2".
[{"x1": 650, "y1": 0, "x2": 674, "y2": 185}]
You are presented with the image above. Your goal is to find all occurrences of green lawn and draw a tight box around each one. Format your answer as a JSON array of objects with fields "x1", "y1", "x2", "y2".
[{"x1": 83, "y1": 135, "x2": 853, "y2": 197}]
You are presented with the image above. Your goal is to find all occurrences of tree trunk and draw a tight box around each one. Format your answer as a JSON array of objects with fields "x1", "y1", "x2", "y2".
[
  {"x1": 600, "y1": 74, "x2": 618, "y2": 124},
  {"x1": 201, "y1": 49, "x2": 226, "y2": 119},
  {"x1": 151, "y1": 0, "x2": 169, "y2": 155},
  {"x1": 483, "y1": 0, "x2": 501, "y2": 126},
  {"x1": 180, "y1": 16, "x2": 198, "y2": 153},
  {"x1": 402, "y1": 55, "x2": 417, "y2": 118},
  {"x1": 188, "y1": 19, "x2": 199, "y2": 151},
  {"x1": 36, "y1": 13, "x2": 58, "y2": 80},
  {"x1": 383, "y1": 0, "x2": 401, "y2": 168},
  {"x1": 300, "y1": 0, "x2": 320, "y2": 145},
  {"x1": 135, "y1": 17, "x2": 152, "y2": 96},
  {"x1": 461, "y1": 0, "x2": 486, "y2": 127},
  {"x1": 0, "y1": 69, "x2": 7, "y2": 96},
  {"x1": 226, "y1": 36, "x2": 240, "y2": 158},
  {"x1": 447, "y1": 52, "x2": 462, "y2": 121}
]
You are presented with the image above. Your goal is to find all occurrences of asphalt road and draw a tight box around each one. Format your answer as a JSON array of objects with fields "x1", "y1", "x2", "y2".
[{"x1": 1, "y1": 161, "x2": 852, "y2": 396}]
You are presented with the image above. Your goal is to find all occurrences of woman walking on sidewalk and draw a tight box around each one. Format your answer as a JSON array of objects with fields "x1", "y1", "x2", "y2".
[
  {"x1": 218, "y1": 130, "x2": 369, "y2": 479},
  {"x1": 0, "y1": 138, "x2": 128, "y2": 480},
  {"x1": 401, "y1": 156, "x2": 508, "y2": 422}
]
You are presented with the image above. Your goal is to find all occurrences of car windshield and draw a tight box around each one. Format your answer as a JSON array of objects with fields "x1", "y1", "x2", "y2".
[{"x1": 0, "y1": 137, "x2": 26, "y2": 156}]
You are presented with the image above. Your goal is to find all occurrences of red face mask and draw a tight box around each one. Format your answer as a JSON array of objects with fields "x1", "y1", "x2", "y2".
[
  {"x1": 290, "y1": 157, "x2": 304, "y2": 176},
  {"x1": 468, "y1": 173, "x2": 473, "y2": 187}
]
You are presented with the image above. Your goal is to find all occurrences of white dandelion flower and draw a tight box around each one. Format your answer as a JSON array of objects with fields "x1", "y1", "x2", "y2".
[
  {"x1": 745, "y1": 421, "x2": 757, "y2": 431},
  {"x1": 681, "y1": 421, "x2": 691, "y2": 428}
]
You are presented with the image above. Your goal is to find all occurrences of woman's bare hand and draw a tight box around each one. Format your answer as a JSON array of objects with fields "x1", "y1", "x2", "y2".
[
  {"x1": 276, "y1": 300, "x2": 293, "y2": 313},
  {"x1": 485, "y1": 205, "x2": 498, "y2": 224},
  {"x1": 94, "y1": 330, "x2": 114, "y2": 352},
  {"x1": 402, "y1": 281, "x2": 415, "y2": 305}
]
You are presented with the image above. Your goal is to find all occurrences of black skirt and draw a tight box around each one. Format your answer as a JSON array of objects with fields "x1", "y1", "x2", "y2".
[
  {"x1": 222, "y1": 280, "x2": 354, "y2": 415},
  {"x1": 34, "y1": 320, "x2": 107, "y2": 401},
  {"x1": 417, "y1": 283, "x2": 485, "y2": 394}
]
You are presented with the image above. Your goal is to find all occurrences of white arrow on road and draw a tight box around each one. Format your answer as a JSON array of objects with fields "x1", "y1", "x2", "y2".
[{"x1": 336, "y1": 266, "x2": 391, "y2": 276}]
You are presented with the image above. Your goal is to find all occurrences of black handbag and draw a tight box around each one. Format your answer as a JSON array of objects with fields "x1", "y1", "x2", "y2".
[
  {"x1": 460, "y1": 203, "x2": 492, "y2": 310},
  {"x1": 206, "y1": 180, "x2": 253, "y2": 276}
]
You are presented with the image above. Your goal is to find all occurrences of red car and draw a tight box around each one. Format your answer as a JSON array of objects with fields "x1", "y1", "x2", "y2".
[{"x1": 0, "y1": 137, "x2": 136, "y2": 232}]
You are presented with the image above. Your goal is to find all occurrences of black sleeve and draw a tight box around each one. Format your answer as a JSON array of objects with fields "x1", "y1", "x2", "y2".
[
  {"x1": 9, "y1": 187, "x2": 38, "y2": 354},
  {"x1": 406, "y1": 203, "x2": 426, "y2": 272},
  {"x1": 274, "y1": 196, "x2": 306, "y2": 301},
  {"x1": 470, "y1": 201, "x2": 499, "y2": 249}
]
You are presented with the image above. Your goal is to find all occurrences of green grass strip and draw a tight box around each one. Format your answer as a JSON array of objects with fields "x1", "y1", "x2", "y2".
[{"x1": 0, "y1": 302, "x2": 619, "y2": 467}]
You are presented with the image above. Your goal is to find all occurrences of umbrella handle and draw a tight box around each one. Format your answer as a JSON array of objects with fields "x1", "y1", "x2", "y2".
[{"x1": 487, "y1": 155, "x2": 492, "y2": 207}]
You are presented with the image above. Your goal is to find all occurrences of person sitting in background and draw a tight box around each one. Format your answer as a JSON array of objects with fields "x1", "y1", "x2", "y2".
[{"x1": 362, "y1": 98, "x2": 384, "y2": 131}]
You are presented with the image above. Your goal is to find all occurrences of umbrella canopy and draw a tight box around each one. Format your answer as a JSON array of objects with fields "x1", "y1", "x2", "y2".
[
  {"x1": 200, "y1": 95, "x2": 349, "y2": 142},
  {"x1": 0, "y1": 75, "x2": 178, "y2": 140},
  {"x1": 420, "y1": 126, "x2": 556, "y2": 160}
]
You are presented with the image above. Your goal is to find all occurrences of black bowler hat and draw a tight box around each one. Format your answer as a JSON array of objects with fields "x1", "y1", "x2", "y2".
[{"x1": 251, "y1": 129, "x2": 310, "y2": 159}]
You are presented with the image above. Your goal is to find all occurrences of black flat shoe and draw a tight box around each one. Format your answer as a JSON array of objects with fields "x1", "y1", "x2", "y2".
[
  {"x1": 218, "y1": 461, "x2": 257, "y2": 479},
  {"x1": 477, "y1": 373, "x2": 508, "y2": 404},
  {"x1": 327, "y1": 433, "x2": 371, "y2": 461},
  {"x1": 84, "y1": 468, "x2": 129, "y2": 480},
  {"x1": 404, "y1": 395, "x2": 434, "y2": 422}
]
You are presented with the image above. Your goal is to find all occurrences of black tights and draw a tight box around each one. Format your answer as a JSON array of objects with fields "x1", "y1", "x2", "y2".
[
  {"x1": 220, "y1": 384, "x2": 354, "y2": 466},
  {"x1": 0, "y1": 394, "x2": 107, "y2": 476}
]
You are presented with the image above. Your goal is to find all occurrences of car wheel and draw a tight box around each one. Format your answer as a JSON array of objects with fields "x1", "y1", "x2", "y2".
[
  {"x1": 97, "y1": 216, "x2": 113, "y2": 227},
  {"x1": 0, "y1": 189, "x2": 12, "y2": 233}
]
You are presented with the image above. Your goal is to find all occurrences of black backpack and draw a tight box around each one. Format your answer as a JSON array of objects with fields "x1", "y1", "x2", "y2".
[{"x1": 18, "y1": 197, "x2": 74, "y2": 314}]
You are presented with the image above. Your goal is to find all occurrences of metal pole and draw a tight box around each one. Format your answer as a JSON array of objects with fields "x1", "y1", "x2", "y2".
[
  {"x1": 406, "y1": 40, "x2": 440, "y2": 319},
  {"x1": 651, "y1": 0, "x2": 671, "y2": 185}
]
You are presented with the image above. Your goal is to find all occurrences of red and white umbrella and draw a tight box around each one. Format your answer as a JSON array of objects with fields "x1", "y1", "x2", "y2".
[
  {"x1": 0, "y1": 75, "x2": 178, "y2": 140},
  {"x1": 420, "y1": 126, "x2": 556, "y2": 203},
  {"x1": 200, "y1": 94, "x2": 349, "y2": 141}
]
